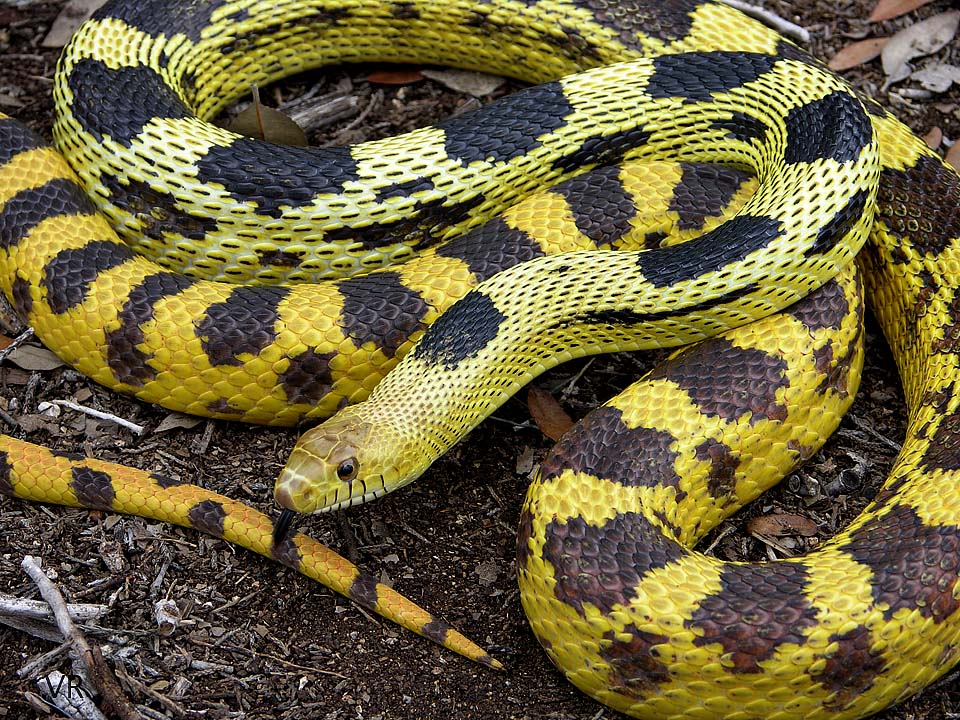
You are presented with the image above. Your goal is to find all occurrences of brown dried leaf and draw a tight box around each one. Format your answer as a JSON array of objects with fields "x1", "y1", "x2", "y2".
[
  {"x1": 828, "y1": 37, "x2": 889, "y2": 71},
  {"x1": 527, "y1": 387, "x2": 574, "y2": 441},
  {"x1": 367, "y1": 69, "x2": 425, "y2": 85},
  {"x1": 869, "y1": 0, "x2": 936, "y2": 22},
  {"x1": 6, "y1": 345, "x2": 64, "y2": 371},
  {"x1": 421, "y1": 69, "x2": 505, "y2": 97},
  {"x1": 923, "y1": 125, "x2": 943, "y2": 149},
  {"x1": 881, "y1": 11, "x2": 960, "y2": 84},
  {"x1": 945, "y1": 141, "x2": 960, "y2": 171},
  {"x1": 227, "y1": 103, "x2": 308, "y2": 146},
  {"x1": 747, "y1": 513, "x2": 818, "y2": 538}
]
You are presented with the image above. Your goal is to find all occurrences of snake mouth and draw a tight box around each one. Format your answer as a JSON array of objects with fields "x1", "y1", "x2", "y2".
[{"x1": 320, "y1": 483, "x2": 388, "y2": 513}]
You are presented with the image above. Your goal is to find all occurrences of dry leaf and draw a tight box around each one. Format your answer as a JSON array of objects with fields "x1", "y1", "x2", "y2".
[
  {"x1": 154, "y1": 412, "x2": 205, "y2": 434},
  {"x1": 923, "y1": 126, "x2": 943, "y2": 149},
  {"x1": 911, "y1": 62, "x2": 960, "y2": 92},
  {"x1": 227, "y1": 103, "x2": 308, "y2": 146},
  {"x1": 6, "y1": 345, "x2": 64, "y2": 371},
  {"x1": 881, "y1": 11, "x2": 960, "y2": 85},
  {"x1": 367, "y1": 69, "x2": 425, "y2": 85},
  {"x1": 946, "y1": 141, "x2": 960, "y2": 171},
  {"x1": 869, "y1": 0, "x2": 936, "y2": 22},
  {"x1": 41, "y1": 0, "x2": 107, "y2": 47},
  {"x1": 828, "y1": 37, "x2": 889, "y2": 71},
  {"x1": 421, "y1": 69, "x2": 505, "y2": 97},
  {"x1": 527, "y1": 387, "x2": 574, "y2": 441}
]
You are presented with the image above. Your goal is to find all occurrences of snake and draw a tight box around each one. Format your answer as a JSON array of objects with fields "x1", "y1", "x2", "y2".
[{"x1": 0, "y1": 0, "x2": 957, "y2": 717}]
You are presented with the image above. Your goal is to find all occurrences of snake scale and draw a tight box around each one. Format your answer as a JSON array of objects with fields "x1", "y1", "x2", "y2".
[{"x1": 1, "y1": 0, "x2": 958, "y2": 717}]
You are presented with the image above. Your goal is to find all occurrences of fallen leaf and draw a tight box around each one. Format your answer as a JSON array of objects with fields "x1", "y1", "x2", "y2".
[
  {"x1": 421, "y1": 69, "x2": 505, "y2": 97},
  {"x1": 527, "y1": 387, "x2": 574, "y2": 441},
  {"x1": 869, "y1": 0, "x2": 936, "y2": 22},
  {"x1": 227, "y1": 102, "x2": 308, "y2": 146},
  {"x1": 911, "y1": 62, "x2": 960, "y2": 92},
  {"x1": 41, "y1": 0, "x2": 107, "y2": 47},
  {"x1": 154, "y1": 412, "x2": 205, "y2": 433},
  {"x1": 367, "y1": 69, "x2": 425, "y2": 85},
  {"x1": 881, "y1": 11, "x2": 960, "y2": 85},
  {"x1": 6, "y1": 345, "x2": 64, "y2": 371},
  {"x1": 923, "y1": 125, "x2": 943, "y2": 149},
  {"x1": 946, "y1": 141, "x2": 960, "y2": 171},
  {"x1": 828, "y1": 37, "x2": 889, "y2": 71}
]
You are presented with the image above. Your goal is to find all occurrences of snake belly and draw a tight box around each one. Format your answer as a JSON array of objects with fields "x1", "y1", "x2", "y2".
[{"x1": 2, "y1": 0, "x2": 959, "y2": 718}]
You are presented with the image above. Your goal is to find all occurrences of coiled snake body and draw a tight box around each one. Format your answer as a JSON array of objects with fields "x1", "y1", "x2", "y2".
[{"x1": 1, "y1": 0, "x2": 959, "y2": 718}]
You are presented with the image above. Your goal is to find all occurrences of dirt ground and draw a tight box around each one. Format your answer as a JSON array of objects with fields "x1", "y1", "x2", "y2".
[{"x1": 2, "y1": 1, "x2": 960, "y2": 719}]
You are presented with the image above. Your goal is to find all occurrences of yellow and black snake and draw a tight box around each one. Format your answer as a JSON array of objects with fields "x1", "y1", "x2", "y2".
[{"x1": 1, "y1": 0, "x2": 959, "y2": 717}]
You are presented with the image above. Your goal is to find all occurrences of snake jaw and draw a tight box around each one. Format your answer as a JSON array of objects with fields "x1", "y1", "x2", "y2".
[{"x1": 274, "y1": 410, "x2": 393, "y2": 513}]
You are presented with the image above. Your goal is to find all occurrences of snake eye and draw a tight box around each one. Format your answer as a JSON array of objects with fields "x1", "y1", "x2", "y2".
[{"x1": 336, "y1": 457, "x2": 358, "y2": 482}]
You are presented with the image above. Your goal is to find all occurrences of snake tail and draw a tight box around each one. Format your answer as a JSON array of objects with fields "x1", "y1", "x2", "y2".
[{"x1": 0, "y1": 435, "x2": 501, "y2": 668}]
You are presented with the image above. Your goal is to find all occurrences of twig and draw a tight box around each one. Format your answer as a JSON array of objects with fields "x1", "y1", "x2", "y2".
[
  {"x1": 39, "y1": 399, "x2": 145, "y2": 435},
  {"x1": 0, "y1": 592, "x2": 109, "y2": 623},
  {"x1": 20, "y1": 556, "x2": 141, "y2": 720},
  {"x1": 0, "y1": 325, "x2": 35, "y2": 363},
  {"x1": 719, "y1": 0, "x2": 810, "y2": 43}
]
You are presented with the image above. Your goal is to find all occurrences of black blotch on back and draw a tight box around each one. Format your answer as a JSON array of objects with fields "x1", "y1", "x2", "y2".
[
  {"x1": 436, "y1": 216, "x2": 544, "y2": 282},
  {"x1": 810, "y1": 189, "x2": 870, "y2": 256},
  {"x1": 42, "y1": 240, "x2": 136, "y2": 314},
  {"x1": 93, "y1": 0, "x2": 223, "y2": 43},
  {"x1": 709, "y1": 111, "x2": 769, "y2": 145},
  {"x1": 646, "y1": 52, "x2": 778, "y2": 102},
  {"x1": 0, "y1": 178, "x2": 97, "y2": 250},
  {"x1": 412, "y1": 290, "x2": 504, "y2": 369},
  {"x1": 637, "y1": 214, "x2": 783, "y2": 287},
  {"x1": 555, "y1": 165, "x2": 637, "y2": 246},
  {"x1": 98, "y1": 173, "x2": 221, "y2": 242},
  {"x1": 0, "y1": 116, "x2": 45, "y2": 165},
  {"x1": 552, "y1": 126, "x2": 651, "y2": 174},
  {"x1": 188, "y1": 499, "x2": 228, "y2": 538},
  {"x1": 784, "y1": 91, "x2": 872, "y2": 165},
  {"x1": 195, "y1": 139, "x2": 360, "y2": 219},
  {"x1": 67, "y1": 59, "x2": 191, "y2": 145},
  {"x1": 442, "y1": 82, "x2": 572, "y2": 165},
  {"x1": 105, "y1": 272, "x2": 197, "y2": 386}
]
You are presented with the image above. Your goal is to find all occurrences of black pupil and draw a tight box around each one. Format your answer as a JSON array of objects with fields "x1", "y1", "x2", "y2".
[{"x1": 338, "y1": 460, "x2": 355, "y2": 479}]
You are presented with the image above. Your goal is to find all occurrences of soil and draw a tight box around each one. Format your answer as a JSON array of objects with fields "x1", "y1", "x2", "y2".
[{"x1": 1, "y1": 1, "x2": 960, "y2": 719}]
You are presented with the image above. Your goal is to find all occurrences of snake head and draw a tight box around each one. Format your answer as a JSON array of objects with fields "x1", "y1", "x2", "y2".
[{"x1": 274, "y1": 405, "x2": 404, "y2": 513}]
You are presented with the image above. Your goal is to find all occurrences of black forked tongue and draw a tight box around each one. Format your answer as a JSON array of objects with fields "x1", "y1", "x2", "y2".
[{"x1": 273, "y1": 508, "x2": 297, "y2": 544}]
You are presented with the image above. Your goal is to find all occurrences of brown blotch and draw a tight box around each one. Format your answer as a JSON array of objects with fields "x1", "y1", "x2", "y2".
[
  {"x1": 436, "y1": 217, "x2": 545, "y2": 283},
  {"x1": 694, "y1": 438, "x2": 738, "y2": 502},
  {"x1": 599, "y1": 624, "x2": 672, "y2": 699},
  {"x1": 10, "y1": 275, "x2": 32, "y2": 319},
  {"x1": 421, "y1": 620, "x2": 450, "y2": 646},
  {"x1": 270, "y1": 532, "x2": 302, "y2": 569},
  {"x1": 516, "y1": 503, "x2": 536, "y2": 570},
  {"x1": 669, "y1": 163, "x2": 752, "y2": 231},
  {"x1": 932, "y1": 288, "x2": 960, "y2": 355},
  {"x1": 555, "y1": 165, "x2": 637, "y2": 247},
  {"x1": 542, "y1": 512, "x2": 685, "y2": 616},
  {"x1": 574, "y1": 0, "x2": 699, "y2": 47},
  {"x1": 70, "y1": 466, "x2": 115, "y2": 511},
  {"x1": 540, "y1": 406, "x2": 684, "y2": 495},
  {"x1": 814, "y1": 624, "x2": 887, "y2": 710},
  {"x1": 150, "y1": 472, "x2": 186, "y2": 489},
  {"x1": 348, "y1": 572, "x2": 381, "y2": 610},
  {"x1": 337, "y1": 271, "x2": 429, "y2": 358},
  {"x1": 649, "y1": 337, "x2": 788, "y2": 423},
  {"x1": 787, "y1": 277, "x2": 848, "y2": 331},
  {"x1": 686, "y1": 563, "x2": 818, "y2": 673},
  {"x1": 187, "y1": 499, "x2": 227, "y2": 538},
  {"x1": 921, "y1": 407, "x2": 960, "y2": 473},
  {"x1": 196, "y1": 286, "x2": 290, "y2": 366},
  {"x1": 277, "y1": 348, "x2": 336, "y2": 406},
  {"x1": 876, "y1": 154, "x2": 960, "y2": 258},
  {"x1": 842, "y1": 503, "x2": 960, "y2": 622}
]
